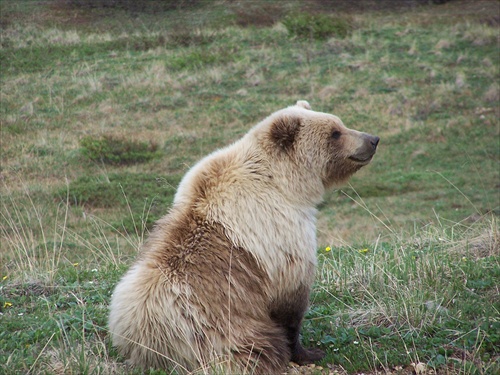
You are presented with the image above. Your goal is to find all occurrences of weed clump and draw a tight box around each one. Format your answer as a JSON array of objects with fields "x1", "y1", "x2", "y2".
[
  {"x1": 80, "y1": 135, "x2": 161, "y2": 165},
  {"x1": 282, "y1": 12, "x2": 353, "y2": 40}
]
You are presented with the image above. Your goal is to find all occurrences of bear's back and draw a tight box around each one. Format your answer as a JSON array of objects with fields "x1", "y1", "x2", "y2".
[{"x1": 168, "y1": 138, "x2": 318, "y2": 286}]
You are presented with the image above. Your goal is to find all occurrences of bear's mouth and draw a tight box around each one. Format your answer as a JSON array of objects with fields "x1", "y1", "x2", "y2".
[{"x1": 349, "y1": 155, "x2": 373, "y2": 164}]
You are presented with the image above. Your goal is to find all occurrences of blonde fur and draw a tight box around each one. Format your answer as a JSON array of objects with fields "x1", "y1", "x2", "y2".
[{"x1": 109, "y1": 101, "x2": 379, "y2": 374}]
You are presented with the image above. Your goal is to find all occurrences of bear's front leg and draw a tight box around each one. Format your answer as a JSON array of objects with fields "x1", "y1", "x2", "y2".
[
  {"x1": 284, "y1": 313, "x2": 325, "y2": 365},
  {"x1": 270, "y1": 287, "x2": 325, "y2": 365}
]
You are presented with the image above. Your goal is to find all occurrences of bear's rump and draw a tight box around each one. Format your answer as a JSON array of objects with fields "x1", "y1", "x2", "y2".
[{"x1": 110, "y1": 217, "x2": 292, "y2": 372}]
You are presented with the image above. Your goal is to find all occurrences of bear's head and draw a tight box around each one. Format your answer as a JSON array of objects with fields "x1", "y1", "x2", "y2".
[{"x1": 256, "y1": 100, "x2": 379, "y2": 197}]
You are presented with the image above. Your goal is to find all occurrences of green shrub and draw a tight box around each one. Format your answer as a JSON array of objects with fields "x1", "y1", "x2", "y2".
[
  {"x1": 282, "y1": 12, "x2": 352, "y2": 40},
  {"x1": 80, "y1": 135, "x2": 161, "y2": 165}
]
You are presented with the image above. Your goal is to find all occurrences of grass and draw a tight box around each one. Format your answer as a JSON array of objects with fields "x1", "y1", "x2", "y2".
[
  {"x1": 79, "y1": 135, "x2": 161, "y2": 165},
  {"x1": 308, "y1": 219, "x2": 499, "y2": 374},
  {"x1": 1, "y1": 0, "x2": 499, "y2": 374}
]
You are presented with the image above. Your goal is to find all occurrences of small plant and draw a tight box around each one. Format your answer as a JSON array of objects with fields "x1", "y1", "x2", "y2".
[
  {"x1": 282, "y1": 12, "x2": 352, "y2": 40},
  {"x1": 80, "y1": 135, "x2": 161, "y2": 165}
]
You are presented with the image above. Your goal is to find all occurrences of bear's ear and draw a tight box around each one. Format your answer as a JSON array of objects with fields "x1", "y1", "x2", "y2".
[
  {"x1": 270, "y1": 116, "x2": 301, "y2": 150},
  {"x1": 296, "y1": 100, "x2": 311, "y2": 110}
]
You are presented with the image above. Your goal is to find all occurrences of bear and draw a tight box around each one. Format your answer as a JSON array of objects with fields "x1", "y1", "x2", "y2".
[{"x1": 108, "y1": 100, "x2": 379, "y2": 374}]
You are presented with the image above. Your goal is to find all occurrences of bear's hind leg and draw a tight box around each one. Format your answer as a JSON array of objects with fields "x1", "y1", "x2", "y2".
[
  {"x1": 270, "y1": 287, "x2": 325, "y2": 366},
  {"x1": 228, "y1": 319, "x2": 291, "y2": 375},
  {"x1": 281, "y1": 310, "x2": 325, "y2": 365}
]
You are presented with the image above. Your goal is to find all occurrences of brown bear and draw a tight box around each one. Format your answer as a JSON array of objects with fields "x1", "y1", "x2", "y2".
[{"x1": 108, "y1": 101, "x2": 379, "y2": 374}]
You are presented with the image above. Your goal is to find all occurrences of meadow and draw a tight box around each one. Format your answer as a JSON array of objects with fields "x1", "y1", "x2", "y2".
[{"x1": 0, "y1": 0, "x2": 499, "y2": 374}]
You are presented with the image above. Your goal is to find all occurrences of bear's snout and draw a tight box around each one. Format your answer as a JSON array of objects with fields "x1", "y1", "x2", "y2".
[{"x1": 349, "y1": 133, "x2": 379, "y2": 164}]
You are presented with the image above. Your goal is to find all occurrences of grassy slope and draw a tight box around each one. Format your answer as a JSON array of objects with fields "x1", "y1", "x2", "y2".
[{"x1": 1, "y1": 1, "x2": 499, "y2": 374}]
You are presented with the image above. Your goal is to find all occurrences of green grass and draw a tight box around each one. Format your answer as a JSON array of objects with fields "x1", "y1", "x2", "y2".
[
  {"x1": 79, "y1": 135, "x2": 162, "y2": 165},
  {"x1": 307, "y1": 226, "x2": 499, "y2": 374},
  {"x1": 282, "y1": 12, "x2": 353, "y2": 40},
  {"x1": 1, "y1": 0, "x2": 499, "y2": 374}
]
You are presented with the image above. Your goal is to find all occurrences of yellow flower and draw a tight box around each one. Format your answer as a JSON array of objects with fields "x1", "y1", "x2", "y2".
[
  {"x1": 2, "y1": 275, "x2": 7, "y2": 281},
  {"x1": 358, "y1": 248, "x2": 369, "y2": 254},
  {"x1": 4, "y1": 302, "x2": 12, "y2": 308},
  {"x1": 325, "y1": 246, "x2": 331, "y2": 252},
  {"x1": 72, "y1": 262, "x2": 79, "y2": 267}
]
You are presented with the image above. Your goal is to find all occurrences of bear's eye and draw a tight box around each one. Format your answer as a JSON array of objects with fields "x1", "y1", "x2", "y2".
[{"x1": 331, "y1": 130, "x2": 342, "y2": 140}]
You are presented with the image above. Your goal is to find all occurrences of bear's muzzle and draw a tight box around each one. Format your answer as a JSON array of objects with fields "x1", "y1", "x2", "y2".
[{"x1": 349, "y1": 133, "x2": 379, "y2": 164}]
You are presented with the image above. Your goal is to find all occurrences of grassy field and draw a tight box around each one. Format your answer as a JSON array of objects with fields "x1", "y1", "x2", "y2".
[{"x1": 1, "y1": 0, "x2": 499, "y2": 374}]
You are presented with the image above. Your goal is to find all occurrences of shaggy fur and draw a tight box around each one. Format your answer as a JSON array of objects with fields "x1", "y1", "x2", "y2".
[{"x1": 108, "y1": 101, "x2": 379, "y2": 374}]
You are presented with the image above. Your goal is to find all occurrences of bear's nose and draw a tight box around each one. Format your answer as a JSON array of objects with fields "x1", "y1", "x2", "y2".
[{"x1": 371, "y1": 136, "x2": 380, "y2": 149}]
